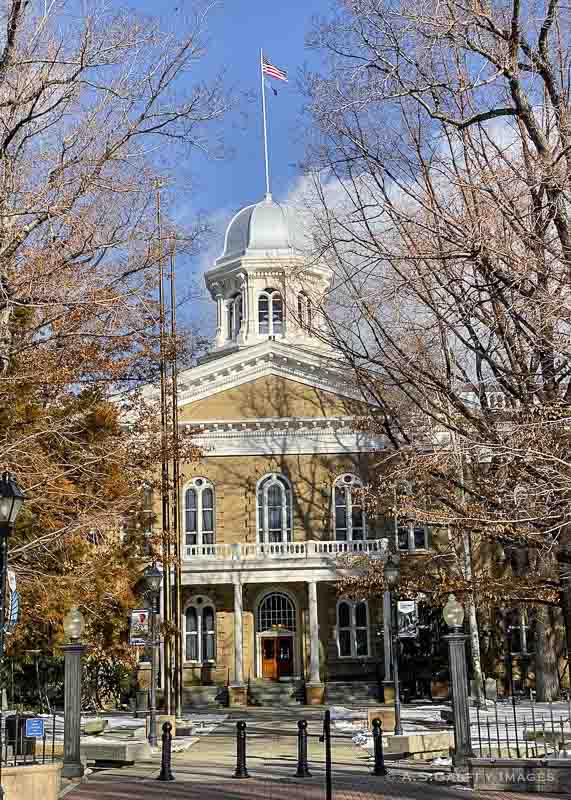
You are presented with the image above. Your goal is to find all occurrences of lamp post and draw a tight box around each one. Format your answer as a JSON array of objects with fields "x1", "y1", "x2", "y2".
[
  {"x1": 384, "y1": 555, "x2": 403, "y2": 736},
  {"x1": 443, "y1": 594, "x2": 474, "y2": 767},
  {"x1": 0, "y1": 473, "x2": 25, "y2": 661},
  {"x1": 143, "y1": 562, "x2": 162, "y2": 747},
  {"x1": 0, "y1": 472, "x2": 25, "y2": 798},
  {"x1": 62, "y1": 606, "x2": 86, "y2": 779}
]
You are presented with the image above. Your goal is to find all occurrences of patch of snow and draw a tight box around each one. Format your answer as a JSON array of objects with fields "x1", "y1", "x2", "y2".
[{"x1": 329, "y1": 706, "x2": 367, "y2": 720}]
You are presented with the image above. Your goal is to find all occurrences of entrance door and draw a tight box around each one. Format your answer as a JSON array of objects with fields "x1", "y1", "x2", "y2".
[
  {"x1": 277, "y1": 636, "x2": 293, "y2": 679},
  {"x1": 262, "y1": 638, "x2": 278, "y2": 679},
  {"x1": 261, "y1": 636, "x2": 293, "y2": 680}
]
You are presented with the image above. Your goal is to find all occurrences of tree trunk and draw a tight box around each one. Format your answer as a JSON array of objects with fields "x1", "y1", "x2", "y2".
[
  {"x1": 462, "y1": 531, "x2": 485, "y2": 705},
  {"x1": 535, "y1": 605, "x2": 560, "y2": 701}
]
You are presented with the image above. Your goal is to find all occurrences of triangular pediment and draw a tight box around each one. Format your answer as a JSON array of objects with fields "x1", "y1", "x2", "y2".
[{"x1": 175, "y1": 340, "x2": 368, "y2": 417}]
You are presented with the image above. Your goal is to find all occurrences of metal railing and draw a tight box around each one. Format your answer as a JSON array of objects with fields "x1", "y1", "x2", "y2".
[
  {"x1": 472, "y1": 699, "x2": 571, "y2": 759},
  {"x1": 0, "y1": 711, "x2": 58, "y2": 774},
  {"x1": 184, "y1": 538, "x2": 388, "y2": 561}
]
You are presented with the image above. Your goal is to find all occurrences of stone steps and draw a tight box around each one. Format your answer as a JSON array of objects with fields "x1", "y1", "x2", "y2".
[
  {"x1": 247, "y1": 680, "x2": 305, "y2": 706},
  {"x1": 182, "y1": 685, "x2": 228, "y2": 707},
  {"x1": 325, "y1": 681, "x2": 381, "y2": 706}
]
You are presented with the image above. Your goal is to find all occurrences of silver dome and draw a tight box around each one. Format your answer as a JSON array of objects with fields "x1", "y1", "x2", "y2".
[{"x1": 218, "y1": 196, "x2": 304, "y2": 263}]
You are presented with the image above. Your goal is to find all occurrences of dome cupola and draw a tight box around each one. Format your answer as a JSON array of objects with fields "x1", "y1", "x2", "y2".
[
  {"x1": 204, "y1": 195, "x2": 331, "y2": 357},
  {"x1": 218, "y1": 196, "x2": 304, "y2": 265}
]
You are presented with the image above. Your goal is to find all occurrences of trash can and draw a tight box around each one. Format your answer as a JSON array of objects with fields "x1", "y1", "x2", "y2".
[
  {"x1": 6, "y1": 715, "x2": 36, "y2": 757},
  {"x1": 135, "y1": 690, "x2": 149, "y2": 718}
]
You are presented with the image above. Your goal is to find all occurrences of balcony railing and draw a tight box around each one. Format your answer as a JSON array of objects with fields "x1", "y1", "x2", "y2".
[{"x1": 184, "y1": 538, "x2": 388, "y2": 561}]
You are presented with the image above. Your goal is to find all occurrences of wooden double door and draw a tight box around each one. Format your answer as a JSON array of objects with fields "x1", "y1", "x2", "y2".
[{"x1": 261, "y1": 636, "x2": 293, "y2": 680}]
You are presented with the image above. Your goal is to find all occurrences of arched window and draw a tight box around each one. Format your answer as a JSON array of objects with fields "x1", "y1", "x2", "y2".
[
  {"x1": 228, "y1": 293, "x2": 242, "y2": 339},
  {"x1": 257, "y1": 592, "x2": 296, "y2": 631},
  {"x1": 337, "y1": 599, "x2": 369, "y2": 657},
  {"x1": 184, "y1": 478, "x2": 215, "y2": 548},
  {"x1": 297, "y1": 292, "x2": 312, "y2": 331},
  {"x1": 333, "y1": 474, "x2": 365, "y2": 541},
  {"x1": 257, "y1": 473, "x2": 292, "y2": 543},
  {"x1": 258, "y1": 289, "x2": 283, "y2": 336},
  {"x1": 185, "y1": 596, "x2": 216, "y2": 662}
]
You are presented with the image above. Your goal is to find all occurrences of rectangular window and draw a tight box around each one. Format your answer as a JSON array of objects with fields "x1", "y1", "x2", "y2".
[
  {"x1": 338, "y1": 629, "x2": 351, "y2": 657},
  {"x1": 397, "y1": 522, "x2": 430, "y2": 551},
  {"x1": 355, "y1": 628, "x2": 368, "y2": 656},
  {"x1": 337, "y1": 601, "x2": 369, "y2": 658},
  {"x1": 352, "y1": 505, "x2": 364, "y2": 540},
  {"x1": 272, "y1": 296, "x2": 283, "y2": 334},
  {"x1": 413, "y1": 526, "x2": 428, "y2": 549},
  {"x1": 203, "y1": 632, "x2": 215, "y2": 661},
  {"x1": 186, "y1": 634, "x2": 198, "y2": 661},
  {"x1": 259, "y1": 296, "x2": 269, "y2": 334}
]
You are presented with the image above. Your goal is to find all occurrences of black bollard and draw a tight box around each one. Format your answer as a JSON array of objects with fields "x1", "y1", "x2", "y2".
[
  {"x1": 233, "y1": 720, "x2": 250, "y2": 779},
  {"x1": 294, "y1": 719, "x2": 311, "y2": 777},
  {"x1": 157, "y1": 721, "x2": 175, "y2": 782},
  {"x1": 319, "y1": 709, "x2": 332, "y2": 800},
  {"x1": 372, "y1": 718, "x2": 387, "y2": 776}
]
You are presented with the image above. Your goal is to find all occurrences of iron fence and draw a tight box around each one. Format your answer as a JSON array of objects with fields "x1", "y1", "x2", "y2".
[
  {"x1": 473, "y1": 699, "x2": 571, "y2": 759},
  {"x1": 0, "y1": 711, "x2": 58, "y2": 771}
]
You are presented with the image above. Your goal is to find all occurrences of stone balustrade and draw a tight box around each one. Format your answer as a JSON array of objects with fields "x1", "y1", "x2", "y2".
[{"x1": 184, "y1": 538, "x2": 388, "y2": 561}]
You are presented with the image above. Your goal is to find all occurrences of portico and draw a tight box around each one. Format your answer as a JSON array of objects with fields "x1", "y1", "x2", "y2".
[{"x1": 179, "y1": 538, "x2": 388, "y2": 705}]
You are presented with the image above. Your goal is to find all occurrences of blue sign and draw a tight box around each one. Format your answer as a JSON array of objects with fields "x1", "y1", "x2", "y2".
[{"x1": 25, "y1": 719, "x2": 44, "y2": 738}]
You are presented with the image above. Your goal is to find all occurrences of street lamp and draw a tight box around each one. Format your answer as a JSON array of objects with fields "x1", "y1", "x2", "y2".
[
  {"x1": 383, "y1": 554, "x2": 403, "y2": 736},
  {"x1": 0, "y1": 473, "x2": 25, "y2": 658},
  {"x1": 62, "y1": 606, "x2": 86, "y2": 779},
  {"x1": 443, "y1": 594, "x2": 474, "y2": 766},
  {"x1": 143, "y1": 562, "x2": 162, "y2": 747},
  {"x1": 0, "y1": 472, "x2": 25, "y2": 799}
]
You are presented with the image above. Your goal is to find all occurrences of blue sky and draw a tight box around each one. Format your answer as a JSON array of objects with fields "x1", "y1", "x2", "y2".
[{"x1": 126, "y1": 0, "x2": 332, "y2": 334}]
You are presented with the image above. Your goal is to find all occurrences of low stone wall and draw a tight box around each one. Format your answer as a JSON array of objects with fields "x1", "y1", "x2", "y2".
[
  {"x1": 470, "y1": 758, "x2": 571, "y2": 793},
  {"x1": 384, "y1": 730, "x2": 454, "y2": 760},
  {"x1": 0, "y1": 761, "x2": 62, "y2": 800}
]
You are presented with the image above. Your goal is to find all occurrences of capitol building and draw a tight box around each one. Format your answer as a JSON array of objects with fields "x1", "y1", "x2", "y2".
[{"x1": 148, "y1": 194, "x2": 425, "y2": 707}]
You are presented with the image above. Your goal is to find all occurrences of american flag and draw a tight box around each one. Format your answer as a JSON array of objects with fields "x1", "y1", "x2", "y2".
[{"x1": 262, "y1": 56, "x2": 288, "y2": 82}]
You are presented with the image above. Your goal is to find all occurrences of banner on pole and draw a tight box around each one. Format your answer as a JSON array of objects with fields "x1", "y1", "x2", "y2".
[
  {"x1": 397, "y1": 600, "x2": 418, "y2": 638},
  {"x1": 129, "y1": 609, "x2": 150, "y2": 646}
]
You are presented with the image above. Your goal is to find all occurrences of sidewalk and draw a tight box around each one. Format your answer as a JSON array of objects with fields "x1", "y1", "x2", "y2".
[{"x1": 61, "y1": 710, "x2": 569, "y2": 800}]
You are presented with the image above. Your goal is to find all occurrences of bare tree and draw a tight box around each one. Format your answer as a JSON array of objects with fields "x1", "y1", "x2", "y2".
[
  {"x1": 300, "y1": 0, "x2": 571, "y2": 699},
  {"x1": 0, "y1": 1, "x2": 227, "y2": 640}
]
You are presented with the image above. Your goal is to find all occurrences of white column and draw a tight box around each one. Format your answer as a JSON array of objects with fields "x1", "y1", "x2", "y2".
[
  {"x1": 213, "y1": 284, "x2": 225, "y2": 348},
  {"x1": 246, "y1": 279, "x2": 257, "y2": 340},
  {"x1": 238, "y1": 272, "x2": 247, "y2": 343},
  {"x1": 308, "y1": 581, "x2": 321, "y2": 684},
  {"x1": 233, "y1": 580, "x2": 244, "y2": 685}
]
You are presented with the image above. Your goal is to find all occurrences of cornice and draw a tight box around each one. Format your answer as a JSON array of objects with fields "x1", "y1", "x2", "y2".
[
  {"x1": 182, "y1": 415, "x2": 358, "y2": 435},
  {"x1": 175, "y1": 341, "x2": 364, "y2": 406},
  {"x1": 182, "y1": 416, "x2": 386, "y2": 456}
]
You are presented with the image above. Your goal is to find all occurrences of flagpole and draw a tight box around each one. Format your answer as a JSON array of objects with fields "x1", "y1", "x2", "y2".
[{"x1": 260, "y1": 48, "x2": 271, "y2": 198}]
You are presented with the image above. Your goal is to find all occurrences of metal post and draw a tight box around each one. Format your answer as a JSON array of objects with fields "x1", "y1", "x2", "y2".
[
  {"x1": 507, "y1": 627, "x2": 521, "y2": 757},
  {"x1": 319, "y1": 709, "x2": 332, "y2": 800},
  {"x1": 294, "y1": 719, "x2": 311, "y2": 777},
  {"x1": 445, "y1": 628, "x2": 474, "y2": 766},
  {"x1": 148, "y1": 590, "x2": 159, "y2": 747},
  {"x1": 0, "y1": 528, "x2": 8, "y2": 800},
  {"x1": 233, "y1": 721, "x2": 249, "y2": 778},
  {"x1": 391, "y1": 593, "x2": 403, "y2": 735},
  {"x1": 372, "y1": 718, "x2": 387, "y2": 776},
  {"x1": 62, "y1": 643, "x2": 85, "y2": 778},
  {"x1": 157, "y1": 721, "x2": 174, "y2": 781}
]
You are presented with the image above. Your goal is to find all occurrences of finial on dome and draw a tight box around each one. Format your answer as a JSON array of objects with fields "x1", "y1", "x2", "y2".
[{"x1": 264, "y1": 192, "x2": 273, "y2": 203}]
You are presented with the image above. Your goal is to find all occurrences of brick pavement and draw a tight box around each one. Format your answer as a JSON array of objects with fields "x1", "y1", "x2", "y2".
[
  {"x1": 61, "y1": 712, "x2": 570, "y2": 800},
  {"x1": 62, "y1": 774, "x2": 571, "y2": 800}
]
